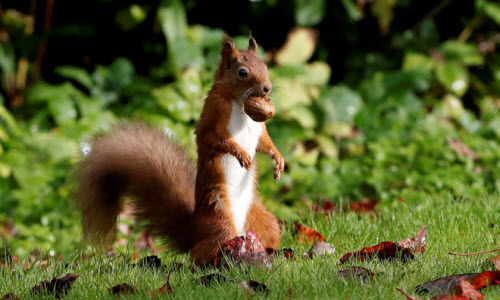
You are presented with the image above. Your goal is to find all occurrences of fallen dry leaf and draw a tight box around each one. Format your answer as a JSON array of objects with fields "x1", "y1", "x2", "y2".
[
  {"x1": 340, "y1": 241, "x2": 414, "y2": 264},
  {"x1": 237, "y1": 280, "x2": 269, "y2": 295},
  {"x1": 398, "y1": 225, "x2": 427, "y2": 254},
  {"x1": 31, "y1": 273, "x2": 80, "y2": 299},
  {"x1": 149, "y1": 270, "x2": 173, "y2": 297},
  {"x1": 134, "y1": 255, "x2": 162, "y2": 269},
  {"x1": 349, "y1": 198, "x2": 379, "y2": 214},
  {"x1": 109, "y1": 283, "x2": 137, "y2": 296},
  {"x1": 338, "y1": 267, "x2": 375, "y2": 284},
  {"x1": 312, "y1": 200, "x2": 335, "y2": 214},
  {"x1": 340, "y1": 226, "x2": 426, "y2": 264},
  {"x1": 415, "y1": 273, "x2": 479, "y2": 295},
  {"x1": 467, "y1": 270, "x2": 500, "y2": 290},
  {"x1": 305, "y1": 241, "x2": 336, "y2": 258},
  {"x1": 193, "y1": 274, "x2": 228, "y2": 286},
  {"x1": 453, "y1": 278, "x2": 484, "y2": 300},
  {"x1": 214, "y1": 231, "x2": 272, "y2": 269},
  {"x1": 0, "y1": 294, "x2": 19, "y2": 300},
  {"x1": 410, "y1": 277, "x2": 485, "y2": 300},
  {"x1": 266, "y1": 248, "x2": 296, "y2": 260},
  {"x1": 295, "y1": 223, "x2": 326, "y2": 244},
  {"x1": 488, "y1": 255, "x2": 500, "y2": 271}
]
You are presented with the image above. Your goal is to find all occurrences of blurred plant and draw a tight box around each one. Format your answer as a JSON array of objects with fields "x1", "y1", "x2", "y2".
[{"x1": 0, "y1": 0, "x2": 499, "y2": 255}]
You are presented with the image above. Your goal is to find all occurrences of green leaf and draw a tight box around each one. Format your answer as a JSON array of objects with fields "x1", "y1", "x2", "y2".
[
  {"x1": 440, "y1": 40, "x2": 484, "y2": 66},
  {"x1": 0, "y1": 103, "x2": 20, "y2": 136},
  {"x1": 476, "y1": 0, "x2": 500, "y2": 25},
  {"x1": 402, "y1": 52, "x2": 435, "y2": 72},
  {"x1": 157, "y1": 0, "x2": 187, "y2": 45},
  {"x1": 294, "y1": 0, "x2": 326, "y2": 26},
  {"x1": 303, "y1": 62, "x2": 331, "y2": 85},
  {"x1": 316, "y1": 135, "x2": 338, "y2": 158},
  {"x1": 321, "y1": 85, "x2": 363, "y2": 123},
  {"x1": 371, "y1": 0, "x2": 396, "y2": 33},
  {"x1": 286, "y1": 105, "x2": 316, "y2": 129},
  {"x1": 436, "y1": 62, "x2": 469, "y2": 96},
  {"x1": 30, "y1": 133, "x2": 79, "y2": 163},
  {"x1": 153, "y1": 84, "x2": 199, "y2": 122},
  {"x1": 177, "y1": 67, "x2": 202, "y2": 102},
  {"x1": 275, "y1": 28, "x2": 317, "y2": 66},
  {"x1": 48, "y1": 96, "x2": 77, "y2": 125},
  {"x1": 107, "y1": 57, "x2": 134, "y2": 89},
  {"x1": 55, "y1": 66, "x2": 93, "y2": 89},
  {"x1": 115, "y1": 4, "x2": 148, "y2": 31},
  {"x1": 340, "y1": 0, "x2": 362, "y2": 21},
  {"x1": 272, "y1": 78, "x2": 311, "y2": 111},
  {"x1": 0, "y1": 42, "x2": 16, "y2": 76}
]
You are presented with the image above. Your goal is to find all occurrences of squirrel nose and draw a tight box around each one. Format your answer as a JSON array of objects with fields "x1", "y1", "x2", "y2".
[{"x1": 262, "y1": 82, "x2": 272, "y2": 94}]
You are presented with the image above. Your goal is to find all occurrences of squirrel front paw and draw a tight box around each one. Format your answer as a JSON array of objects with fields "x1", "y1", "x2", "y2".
[
  {"x1": 236, "y1": 150, "x2": 252, "y2": 170},
  {"x1": 270, "y1": 150, "x2": 285, "y2": 181}
]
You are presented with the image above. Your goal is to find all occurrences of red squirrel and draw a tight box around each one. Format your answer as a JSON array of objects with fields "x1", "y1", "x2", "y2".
[{"x1": 76, "y1": 34, "x2": 285, "y2": 265}]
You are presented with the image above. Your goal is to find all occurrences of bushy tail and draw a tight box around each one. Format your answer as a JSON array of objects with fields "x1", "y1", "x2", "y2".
[{"x1": 75, "y1": 123, "x2": 196, "y2": 251}]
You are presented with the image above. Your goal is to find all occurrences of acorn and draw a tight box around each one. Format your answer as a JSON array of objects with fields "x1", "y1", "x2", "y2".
[{"x1": 244, "y1": 96, "x2": 275, "y2": 122}]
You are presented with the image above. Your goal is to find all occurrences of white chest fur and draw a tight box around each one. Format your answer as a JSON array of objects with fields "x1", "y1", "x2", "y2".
[{"x1": 221, "y1": 101, "x2": 263, "y2": 236}]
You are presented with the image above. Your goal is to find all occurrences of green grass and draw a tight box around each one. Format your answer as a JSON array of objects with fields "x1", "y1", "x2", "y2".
[{"x1": 1, "y1": 194, "x2": 499, "y2": 299}]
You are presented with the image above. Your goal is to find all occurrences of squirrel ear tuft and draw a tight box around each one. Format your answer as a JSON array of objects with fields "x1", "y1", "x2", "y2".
[
  {"x1": 221, "y1": 35, "x2": 238, "y2": 68},
  {"x1": 248, "y1": 32, "x2": 258, "y2": 54}
]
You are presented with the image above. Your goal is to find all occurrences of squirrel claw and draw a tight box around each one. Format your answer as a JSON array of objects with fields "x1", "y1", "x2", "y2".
[
  {"x1": 272, "y1": 152, "x2": 285, "y2": 183},
  {"x1": 237, "y1": 152, "x2": 252, "y2": 170}
]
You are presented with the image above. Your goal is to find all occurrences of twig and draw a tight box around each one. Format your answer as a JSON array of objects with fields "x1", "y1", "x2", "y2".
[
  {"x1": 449, "y1": 248, "x2": 500, "y2": 256},
  {"x1": 412, "y1": 0, "x2": 454, "y2": 31},
  {"x1": 31, "y1": 0, "x2": 55, "y2": 84},
  {"x1": 458, "y1": 13, "x2": 482, "y2": 42}
]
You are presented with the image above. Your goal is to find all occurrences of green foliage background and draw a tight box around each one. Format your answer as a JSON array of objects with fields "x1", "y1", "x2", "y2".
[{"x1": 0, "y1": 0, "x2": 500, "y2": 256}]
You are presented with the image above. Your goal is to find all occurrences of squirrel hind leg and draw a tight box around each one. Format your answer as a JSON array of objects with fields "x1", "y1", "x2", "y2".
[{"x1": 245, "y1": 201, "x2": 281, "y2": 250}]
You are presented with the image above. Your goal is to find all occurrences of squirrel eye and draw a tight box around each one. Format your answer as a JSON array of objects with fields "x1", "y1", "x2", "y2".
[{"x1": 238, "y1": 68, "x2": 249, "y2": 78}]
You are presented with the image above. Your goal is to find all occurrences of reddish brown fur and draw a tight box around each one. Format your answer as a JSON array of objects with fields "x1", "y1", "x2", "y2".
[
  {"x1": 76, "y1": 35, "x2": 284, "y2": 265},
  {"x1": 76, "y1": 124, "x2": 196, "y2": 251}
]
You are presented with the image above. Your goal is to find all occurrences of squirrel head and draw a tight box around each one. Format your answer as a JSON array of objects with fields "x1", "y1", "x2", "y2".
[{"x1": 216, "y1": 34, "x2": 272, "y2": 103}]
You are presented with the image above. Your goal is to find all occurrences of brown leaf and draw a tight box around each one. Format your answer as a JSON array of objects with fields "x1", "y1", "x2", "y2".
[
  {"x1": 214, "y1": 231, "x2": 272, "y2": 269},
  {"x1": 109, "y1": 283, "x2": 137, "y2": 296},
  {"x1": 428, "y1": 277, "x2": 485, "y2": 300},
  {"x1": 349, "y1": 198, "x2": 379, "y2": 214},
  {"x1": 467, "y1": 270, "x2": 500, "y2": 290},
  {"x1": 31, "y1": 273, "x2": 80, "y2": 299},
  {"x1": 237, "y1": 280, "x2": 269, "y2": 295},
  {"x1": 338, "y1": 267, "x2": 375, "y2": 284},
  {"x1": 447, "y1": 139, "x2": 477, "y2": 160},
  {"x1": 134, "y1": 255, "x2": 162, "y2": 269},
  {"x1": 149, "y1": 270, "x2": 173, "y2": 297},
  {"x1": 340, "y1": 226, "x2": 426, "y2": 264},
  {"x1": 339, "y1": 241, "x2": 414, "y2": 264},
  {"x1": 294, "y1": 224, "x2": 326, "y2": 244},
  {"x1": 453, "y1": 278, "x2": 484, "y2": 300},
  {"x1": 415, "y1": 273, "x2": 479, "y2": 295},
  {"x1": 305, "y1": 241, "x2": 336, "y2": 258},
  {"x1": 398, "y1": 225, "x2": 427, "y2": 254},
  {"x1": 312, "y1": 200, "x2": 335, "y2": 214},
  {"x1": 1, "y1": 293, "x2": 20, "y2": 300},
  {"x1": 193, "y1": 274, "x2": 228, "y2": 287},
  {"x1": 488, "y1": 255, "x2": 500, "y2": 271},
  {"x1": 266, "y1": 248, "x2": 296, "y2": 260}
]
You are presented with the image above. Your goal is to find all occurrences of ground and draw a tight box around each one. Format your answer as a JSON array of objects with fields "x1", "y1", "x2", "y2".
[{"x1": 1, "y1": 195, "x2": 499, "y2": 299}]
